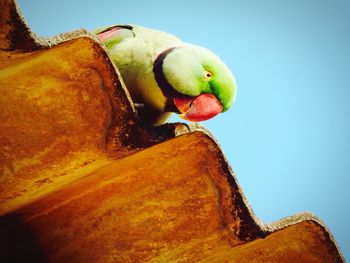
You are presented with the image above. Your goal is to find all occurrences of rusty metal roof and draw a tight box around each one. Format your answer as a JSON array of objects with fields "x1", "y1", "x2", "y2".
[{"x1": 0, "y1": 0, "x2": 344, "y2": 262}]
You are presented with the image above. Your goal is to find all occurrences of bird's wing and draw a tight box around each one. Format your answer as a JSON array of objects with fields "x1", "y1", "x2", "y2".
[{"x1": 93, "y1": 25, "x2": 135, "y2": 45}]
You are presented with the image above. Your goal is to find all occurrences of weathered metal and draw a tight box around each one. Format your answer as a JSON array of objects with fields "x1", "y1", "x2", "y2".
[{"x1": 0, "y1": 0, "x2": 344, "y2": 262}]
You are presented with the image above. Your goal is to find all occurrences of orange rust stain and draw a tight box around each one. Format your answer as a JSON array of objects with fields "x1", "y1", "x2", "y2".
[
  {"x1": 0, "y1": 134, "x2": 343, "y2": 262},
  {"x1": 0, "y1": 38, "x2": 125, "y2": 214}
]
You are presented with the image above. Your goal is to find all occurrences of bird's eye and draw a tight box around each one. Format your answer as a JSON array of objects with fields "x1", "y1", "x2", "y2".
[{"x1": 204, "y1": 71, "x2": 212, "y2": 81}]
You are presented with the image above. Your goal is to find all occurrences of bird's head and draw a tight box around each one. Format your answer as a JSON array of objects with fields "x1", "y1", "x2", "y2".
[{"x1": 154, "y1": 45, "x2": 237, "y2": 122}]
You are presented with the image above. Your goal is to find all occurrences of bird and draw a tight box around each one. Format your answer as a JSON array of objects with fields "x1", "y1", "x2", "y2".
[{"x1": 93, "y1": 24, "x2": 237, "y2": 125}]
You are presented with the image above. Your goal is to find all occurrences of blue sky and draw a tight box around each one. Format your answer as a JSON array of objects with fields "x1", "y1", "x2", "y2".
[{"x1": 18, "y1": 0, "x2": 350, "y2": 259}]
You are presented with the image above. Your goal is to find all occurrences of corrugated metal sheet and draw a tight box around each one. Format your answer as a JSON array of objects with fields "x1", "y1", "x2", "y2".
[{"x1": 0, "y1": 0, "x2": 344, "y2": 262}]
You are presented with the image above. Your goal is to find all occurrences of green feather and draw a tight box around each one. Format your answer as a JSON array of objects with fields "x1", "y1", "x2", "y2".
[
  {"x1": 162, "y1": 45, "x2": 237, "y2": 111},
  {"x1": 93, "y1": 24, "x2": 237, "y2": 123}
]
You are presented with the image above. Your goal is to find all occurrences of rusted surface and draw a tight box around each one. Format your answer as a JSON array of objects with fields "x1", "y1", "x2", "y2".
[
  {"x1": 0, "y1": 0, "x2": 42, "y2": 52},
  {"x1": 223, "y1": 220, "x2": 343, "y2": 263},
  {"x1": 0, "y1": 133, "x2": 343, "y2": 262},
  {"x1": 0, "y1": 0, "x2": 345, "y2": 262},
  {"x1": 0, "y1": 1, "x2": 183, "y2": 215},
  {"x1": 0, "y1": 37, "x2": 120, "y2": 214}
]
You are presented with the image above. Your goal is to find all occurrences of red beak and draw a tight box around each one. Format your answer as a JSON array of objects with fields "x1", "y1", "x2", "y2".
[{"x1": 173, "y1": 93, "x2": 223, "y2": 122}]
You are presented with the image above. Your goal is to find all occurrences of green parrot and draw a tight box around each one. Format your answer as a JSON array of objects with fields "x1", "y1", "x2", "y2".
[{"x1": 93, "y1": 24, "x2": 237, "y2": 125}]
